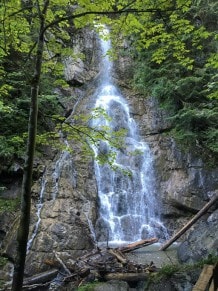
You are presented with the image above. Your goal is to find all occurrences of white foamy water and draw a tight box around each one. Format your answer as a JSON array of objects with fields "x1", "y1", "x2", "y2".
[{"x1": 92, "y1": 27, "x2": 168, "y2": 244}]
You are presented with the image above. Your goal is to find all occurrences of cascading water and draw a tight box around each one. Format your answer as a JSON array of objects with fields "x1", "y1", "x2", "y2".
[
  {"x1": 27, "y1": 169, "x2": 47, "y2": 252},
  {"x1": 93, "y1": 28, "x2": 168, "y2": 244},
  {"x1": 51, "y1": 93, "x2": 83, "y2": 200},
  {"x1": 52, "y1": 149, "x2": 70, "y2": 200},
  {"x1": 51, "y1": 138, "x2": 76, "y2": 200},
  {"x1": 27, "y1": 139, "x2": 74, "y2": 251}
]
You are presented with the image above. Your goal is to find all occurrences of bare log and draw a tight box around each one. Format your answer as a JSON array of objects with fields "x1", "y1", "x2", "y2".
[
  {"x1": 54, "y1": 252, "x2": 71, "y2": 275},
  {"x1": 104, "y1": 272, "x2": 150, "y2": 281},
  {"x1": 22, "y1": 282, "x2": 50, "y2": 290},
  {"x1": 33, "y1": 239, "x2": 159, "y2": 288},
  {"x1": 160, "y1": 193, "x2": 218, "y2": 251},
  {"x1": 192, "y1": 264, "x2": 214, "y2": 291},
  {"x1": 23, "y1": 269, "x2": 58, "y2": 286},
  {"x1": 108, "y1": 249, "x2": 127, "y2": 264},
  {"x1": 208, "y1": 263, "x2": 218, "y2": 291},
  {"x1": 120, "y1": 238, "x2": 158, "y2": 253}
]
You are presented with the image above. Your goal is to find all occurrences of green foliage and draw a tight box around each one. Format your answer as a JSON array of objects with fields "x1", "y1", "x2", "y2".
[
  {"x1": 0, "y1": 280, "x2": 4, "y2": 289},
  {"x1": 78, "y1": 281, "x2": 101, "y2": 291},
  {"x1": 158, "y1": 264, "x2": 181, "y2": 277},
  {"x1": 195, "y1": 253, "x2": 218, "y2": 268},
  {"x1": 0, "y1": 0, "x2": 217, "y2": 166},
  {"x1": 0, "y1": 197, "x2": 20, "y2": 213},
  {"x1": 0, "y1": 256, "x2": 8, "y2": 289},
  {"x1": 0, "y1": 135, "x2": 24, "y2": 159},
  {"x1": 36, "y1": 107, "x2": 128, "y2": 169},
  {"x1": 0, "y1": 256, "x2": 8, "y2": 267},
  {"x1": 131, "y1": 0, "x2": 218, "y2": 162},
  {"x1": 150, "y1": 254, "x2": 218, "y2": 284},
  {"x1": 0, "y1": 91, "x2": 64, "y2": 160}
]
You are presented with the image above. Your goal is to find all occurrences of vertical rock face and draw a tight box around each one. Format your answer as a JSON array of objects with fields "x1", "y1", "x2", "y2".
[
  {"x1": 24, "y1": 150, "x2": 98, "y2": 275},
  {"x1": 1, "y1": 28, "x2": 102, "y2": 276},
  {"x1": 22, "y1": 29, "x2": 102, "y2": 275},
  {"x1": 118, "y1": 77, "x2": 218, "y2": 262},
  {"x1": 63, "y1": 27, "x2": 101, "y2": 86},
  {"x1": 120, "y1": 87, "x2": 218, "y2": 226},
  {"x1": 1, "y1": 28, "x2": 217, "y2": 276}
]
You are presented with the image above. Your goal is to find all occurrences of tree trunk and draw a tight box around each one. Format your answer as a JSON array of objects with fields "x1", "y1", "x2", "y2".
[{"x1": 11, "y1": 1, "x2": 49, "y2": 290}]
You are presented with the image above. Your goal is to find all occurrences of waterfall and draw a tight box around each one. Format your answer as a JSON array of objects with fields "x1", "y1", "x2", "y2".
[
  {"x1": 93, "y1": 27, "x2": 168, "y2": 244},
  {"x1": 27, "y1": 169, "x2": 47, "y2": 252},
  {"x1": 52, "y1": 149, "x2": 70, "y2": 200},
  {"x1": 51, "y1": 138, "x2": 76, "y2": 200},
  {"x1": 51, "y1": 93, "x2": 82, "y2": 200}
]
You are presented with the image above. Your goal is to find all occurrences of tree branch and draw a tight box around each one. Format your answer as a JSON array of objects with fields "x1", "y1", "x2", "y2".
[{"x1": 43, "y1": 7, "x2": 179, "y2": 34}]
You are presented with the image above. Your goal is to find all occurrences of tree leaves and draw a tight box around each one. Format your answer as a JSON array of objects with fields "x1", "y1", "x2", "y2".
[
  {"x1": 0, "y1": 0, "x2": 217, "y2": 163},
  {"x1": 131, "y1": 0, "x2": 217, "y2": 161}
]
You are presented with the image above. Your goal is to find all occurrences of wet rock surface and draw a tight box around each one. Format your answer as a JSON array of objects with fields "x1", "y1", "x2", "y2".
[
  {"x1": 93, "y1": 280, "x2": 130, "y2": 291},
  {"x1": 0, "y1": 27, "x2": 217, "y2": 290},
  {"x1": 178, "y1": 207, "x2": 218, "y2": 263}
]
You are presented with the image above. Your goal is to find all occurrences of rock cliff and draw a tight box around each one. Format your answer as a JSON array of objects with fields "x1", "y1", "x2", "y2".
[{"x1": 0, "y1": 27, "x2": 217, "y2": 282}]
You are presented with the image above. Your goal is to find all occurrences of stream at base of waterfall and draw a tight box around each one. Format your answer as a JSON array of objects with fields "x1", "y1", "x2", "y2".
[{"x1": 92, "y1": 27, "x2": 168, "y2": 245}]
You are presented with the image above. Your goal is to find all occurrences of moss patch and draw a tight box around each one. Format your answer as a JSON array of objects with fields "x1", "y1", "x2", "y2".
[
  {"x1": 78, "y1": 282, "x2": 102, "y2": 291},
  {"x1": 0, "y1": 197, "x2": 20, "y2": 213},
  {"x1": 150, "y1": 254, "x2": 218, "y2": 284},
  {"x1": 0, "y1": 256, "x2": 8, "y2": 267}
]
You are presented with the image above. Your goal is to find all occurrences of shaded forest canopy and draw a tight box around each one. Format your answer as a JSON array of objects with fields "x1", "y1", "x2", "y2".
[
  {"x1": 0, "y1": 0, "x2": 217, "y2": 167},
  {"x1": 131, "y1": 0, "x2": 218, "y2": 163}
]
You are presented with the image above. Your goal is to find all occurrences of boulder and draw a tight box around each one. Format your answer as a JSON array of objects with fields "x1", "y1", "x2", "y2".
[{"x1": 178, "y1": 207, "x2": 218, "y2": 263}]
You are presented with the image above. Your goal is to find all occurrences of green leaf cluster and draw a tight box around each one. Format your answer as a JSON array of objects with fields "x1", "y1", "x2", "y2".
[
  {"x1": 131, "y1": 0, "x2": 218, "y2": 162},
  {"x1": 0, "y1": 135, "x2": 25, "y2": 159},
  {"x1": 0, "y1": 92, "x2": 64, "y2": 160},
  {"x1": 0, "y1": 0, "x2": 217, "y2": 168},
  {"x1": 35, "y1": 108, "x2": 127, "y2": 168},
  {"x1": 0, "y1": 197, "x2": 20, "y2": 213}
]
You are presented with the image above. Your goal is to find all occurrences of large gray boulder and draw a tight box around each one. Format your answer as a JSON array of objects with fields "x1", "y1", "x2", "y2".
[{"x1": 178, "y1": 206, "x2": 218, "y2": 263}]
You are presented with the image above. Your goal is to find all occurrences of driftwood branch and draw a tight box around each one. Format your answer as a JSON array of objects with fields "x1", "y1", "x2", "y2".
[
  {"x1": 160, "y1": 193, "x2": 218, "y2": 251},
  {"x1": 22, "y1": 282, "x2": 51, "y2": 290},
  {"x1": 53, "y1": 252, "x2": 71, "y2": 275},
  {"x1": 192, "y1": 264, "x2": 214, "y2": 291},
  {"x1": 108, "y1": 249, "x2": 127, "y2": 264},
  {"x1": 22, "y1": 238, "x2": 158, "y2": 289},
  {"x1": 23, "y1": 269, "x2": 58, "y2": 286},
  {"x1": 120, "y1": 238, "x2": 158, "y2": 253}
]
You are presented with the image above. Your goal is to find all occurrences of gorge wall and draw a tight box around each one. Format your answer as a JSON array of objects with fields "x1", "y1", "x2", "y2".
[{"x1": 0, "y1": 27, "x2": 218, "y2": 282}]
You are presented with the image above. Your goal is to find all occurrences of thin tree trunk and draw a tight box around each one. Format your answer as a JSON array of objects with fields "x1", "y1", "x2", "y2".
[
  {"x1": 160, "y1": 193, "x2": 218, "y2": 251},
  {"x1": 11, "y1": 1, "x2": 49, "y2": 290},
  {"x1": 11, "y1": 87, "x2": 38, "y2": 291}
]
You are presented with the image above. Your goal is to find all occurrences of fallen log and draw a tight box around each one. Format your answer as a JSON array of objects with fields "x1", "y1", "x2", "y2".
[
  {"x1": 22, "y1": 282, "x2": 51, "y2": 290},
  {"x1": 120, "y1": 238, "x2": 158, "y2": 253},
  {"x1": 192, "y1": 264, "x2": 214, "y2": 291},
  {"x1": 23, "y1": 269, "x2": 59, "y2": 286},
  {"x1": 30, "y1": 239, "x2": 159, "y2": 289},
  {"x1": 104, "y1": 272, "x2": 150, "y2": 281},
  {"x1": 54, "y1": 252, "x2": 71, "y2": 275},
  {"x1": 213, "y1": 263, "x2": 218, "y2": 291},
  {"x1": 160, "y1": 193, "x2": 218, "y2": 251},
  {"x1": 108, "y1": 249, "x2": 127, "y2": 264}
]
